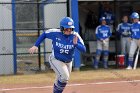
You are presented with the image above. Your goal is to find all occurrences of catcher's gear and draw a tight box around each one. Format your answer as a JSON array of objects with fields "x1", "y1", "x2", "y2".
[{"x1": 131, "y1": 12, "x2": 139, "y2": 19}]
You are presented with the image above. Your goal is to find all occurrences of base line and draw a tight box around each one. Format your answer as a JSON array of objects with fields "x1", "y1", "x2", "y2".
[{"x1": 0, "y1": 79, "x2": 140, "y2": 91}]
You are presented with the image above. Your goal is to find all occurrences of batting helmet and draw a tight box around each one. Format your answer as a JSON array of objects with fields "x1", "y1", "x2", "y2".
[
  {"x1": 131, "y1": 12, "x2": 139, "y2": 19},
  {"x1": 99, "y1": 17, "x2": 106, "y2": 22},
  {"x1": 60, "y1": 17, "x2": 75, "y2": 31}
]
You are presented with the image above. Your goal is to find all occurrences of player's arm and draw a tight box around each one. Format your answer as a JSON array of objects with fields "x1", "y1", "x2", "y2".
[
  {"x1": 129, "y1": 26, "x2": 133, "y2": 39},
  {"x1": 95, "y1": 26, "x2": 102, "y2": 40},
  {"x1": 29, "y1": 29, "x2": 57, "y2": 54},
  {"x1": 34, "y1": 32, "x2": 46, "y2": 47},
  {"x1": 28, "y1": 32, "x2": 46, "y2": 54},
  {"x1": 35, "y1": 29, "x2": 58, "y2": 47},
  {"x1": 73, "y1": 33, "x2": 86, "y2": 53},
  {"x1": 108, "y1": 26, "x2": 112, "y2": 37},
  {"x1": 116, "y1": 24, "x2": 122, "y2": 36}
]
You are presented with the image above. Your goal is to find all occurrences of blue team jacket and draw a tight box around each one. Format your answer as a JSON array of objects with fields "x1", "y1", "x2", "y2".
[
  {"x1": 130, "y1": 22, "x2": 140, "y2": 39},
  {"x1": 95, "y1": 25, "x2": 112, "y2": 40},
  {"x1": 117, "y1": 22, "x2": 131, "y2": 37}
]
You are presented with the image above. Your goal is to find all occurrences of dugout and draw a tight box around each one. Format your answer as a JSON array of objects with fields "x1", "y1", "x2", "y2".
[
  {"x1": 78, "y1": 0, "x2": 140, "y2": 67},
  {"x1": 1, "y1": 0, "x2": 140, "y2": 75}
]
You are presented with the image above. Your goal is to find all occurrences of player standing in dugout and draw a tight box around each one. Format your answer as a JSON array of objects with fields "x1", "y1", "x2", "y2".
[
  {"x1": 116, "y1": 15, "x2": 131, "y2": 67},
  {"x1": 29, "y1": 17, "x2": 86, "y2": 93},
  {"x1": 93, "y1": 17, "x2": 112, "y2": 69},
  {"x1": 126, "y1": 12, "x2": 140, "y2": 69}
]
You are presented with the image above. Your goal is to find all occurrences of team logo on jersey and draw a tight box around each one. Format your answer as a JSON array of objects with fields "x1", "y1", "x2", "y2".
[{"x1": 56, "y1": 42, "x2": 74, "y2": 49}]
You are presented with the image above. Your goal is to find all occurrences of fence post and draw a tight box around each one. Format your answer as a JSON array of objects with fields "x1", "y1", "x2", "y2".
[
  {"x1": 71, "y1": 0, "x2": 81, "y2": 71},
  {"x1": 37, "y1": 0, "x2": 41, "y2": 71}
]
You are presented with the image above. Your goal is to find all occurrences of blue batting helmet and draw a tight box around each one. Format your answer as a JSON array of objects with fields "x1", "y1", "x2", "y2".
[
  {"x1": 99, "y1": 17, "x2": 106, "y2": 22},
  {"x1": 60, "y1": 17, "x2": 75, "y2": 29},
  {"x1": 131, "y1": 12, "x2": 139, "y2": 19}
]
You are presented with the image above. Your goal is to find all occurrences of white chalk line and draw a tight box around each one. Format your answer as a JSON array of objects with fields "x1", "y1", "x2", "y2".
[{"x1": 0, "y1": 79, "x2": 140, "y2": 91}]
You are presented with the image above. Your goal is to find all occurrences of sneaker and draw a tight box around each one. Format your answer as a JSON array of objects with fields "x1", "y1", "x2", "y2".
[{"x1": 126, "y1": 66, "x2": 132, "y2": 70}]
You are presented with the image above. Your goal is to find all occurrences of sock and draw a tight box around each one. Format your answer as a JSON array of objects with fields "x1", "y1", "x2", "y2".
[
  {"x1": 53, "y1": 80, "x2": 67, "y2": 93},
  {"x1": 128, "y1": 61, "x2": 133, "y2": 67},
  {"x1": 128, "y1": 57, "x2": 133, "y2": 67},
  {"x1": 93, "y1": 58, "x2": 98, "y2": 67},
  {"x1": 124, "y1": 54, "x2": 128, "y2": 66}
]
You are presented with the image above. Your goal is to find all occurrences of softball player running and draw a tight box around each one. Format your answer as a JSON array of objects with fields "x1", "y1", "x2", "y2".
[
  {"x1": 116, "y1": 15, "x2": 131, "y2": 66},
  {"x1": 126, "y1": 12, "x2": 140, "y2": 69},
  {"x1": 29, "y1": 17, "x2": 86, "y2": 93},
  {"x1": 93, "y1": 17, "x2": 112, "y2": 69}
]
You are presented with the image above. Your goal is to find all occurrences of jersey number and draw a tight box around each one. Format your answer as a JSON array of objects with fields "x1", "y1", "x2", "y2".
[
  {"x1": 60, "y1": 49, "x2": 69, "y2": 54},
  {"x1": 103, "y1": 33, "x2": 108, "y2": 37}
]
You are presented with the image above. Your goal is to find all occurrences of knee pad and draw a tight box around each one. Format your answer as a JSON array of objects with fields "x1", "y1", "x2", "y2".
[{"x1": 103, "y1": 50, "x2": 109, "y2": 56}]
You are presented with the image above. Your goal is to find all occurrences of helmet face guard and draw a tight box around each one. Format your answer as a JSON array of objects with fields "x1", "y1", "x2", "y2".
[
  {"x1": 131, "y1": 12, "x2": 139, "y2": 19},
  {"x1": 60, "y1": 17, "x2": 75, "y2": 31}
]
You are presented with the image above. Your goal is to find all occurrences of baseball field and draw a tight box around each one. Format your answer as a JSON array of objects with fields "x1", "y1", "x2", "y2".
[{"x1": 0, "y1": 68, "x2": 140, "y2": 93}]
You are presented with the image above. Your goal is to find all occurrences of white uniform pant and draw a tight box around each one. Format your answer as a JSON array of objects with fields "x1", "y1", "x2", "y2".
[
  {"x1": 121, "y1": 37, "x2": 131, "y2": 54},
  {"x1": 96, "y1": 39, "x2": 109, "y2": 65},
  {"x1": 49, "y1": 54, "x2": 72, "y2": 84},
  {"x1": 97, "y1": 39, "x2": 109, "y2": 50},
  {"x1": 129, "y1": 39, "x2": 140, "y2": 58}
]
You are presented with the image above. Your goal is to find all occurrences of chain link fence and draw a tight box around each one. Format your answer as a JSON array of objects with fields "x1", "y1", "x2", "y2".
[{"x1": 0, "y1": 0, "x2": 68, "y2": 75}]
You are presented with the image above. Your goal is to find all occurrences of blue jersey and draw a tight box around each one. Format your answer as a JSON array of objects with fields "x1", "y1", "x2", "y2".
[
  {"x1": 34, "y1": 29, "x2": 86, "y2": 62},
  {"x1": 130, "y1": 22, "x2": 140, "y2": 39},
  {"x1": 95, "y1": 25, "x2": 112, "y2": 40},
  {"x1": 117, "y1": 22, "x2": 131, "y2": 37},
  {"x1": 101, "y1": 10, "x2": 114, "y2": 25}
]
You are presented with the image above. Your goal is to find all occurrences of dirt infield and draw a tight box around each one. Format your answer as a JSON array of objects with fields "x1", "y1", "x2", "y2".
[
  {"x1": 0, "y1": 79, "x2": 140, "y2": 93},
  {"x1": 1, "y1": 69, "x2": 140, "y2": 93}
]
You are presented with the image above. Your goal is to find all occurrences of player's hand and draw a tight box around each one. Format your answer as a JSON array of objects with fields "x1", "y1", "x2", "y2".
[
  {"x1": 100, "y1": 39, "x2": 104, "y2": 42},
  {"x1": 73, "y1": 35, "x2": 78, "y2": 45},
  {"x1": 103, "y1": 38, "x2": 109, "y2": 44},
  {"x1": 104, "y1": 38, "x2": 109, "y2": 42},
  {"x1": 28, "y1": 46, "x2": 38, "y2": 54}
]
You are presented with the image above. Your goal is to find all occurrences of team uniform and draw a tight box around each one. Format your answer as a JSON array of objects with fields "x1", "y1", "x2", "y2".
[
  {"x1": 94, "y1": 17, "x2": 112, "y2": 69},
  {"x1": 127, "y1": 12, "x2": 140, "y2": 69},
  {"x1": 117, "y1": 22, "x2": 131, "y2": 65},
  {"x1": 32, "y1": 17, "x2": 86, "y2": 93},
  {"x1": 101, "y1": 8, "x2": 115, "y2": 32},
  {"x1": 102, "y1": 10, "x2": 114, "y2": 25},
  {"x1": 128, "y1": 21, "x2": 140, "y2": 68}
]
